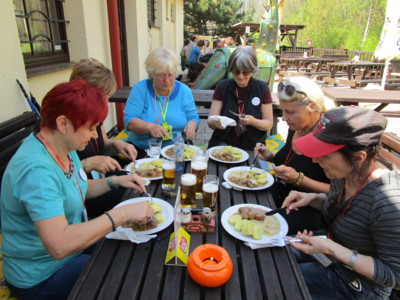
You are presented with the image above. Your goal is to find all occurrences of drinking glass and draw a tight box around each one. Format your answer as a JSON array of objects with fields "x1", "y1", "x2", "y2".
[
  {"x1": 202, "y1": 175, "x2": 219, "y2": 213},
  {"x1": 162, "y1": 158, "x2": 176, "y2": 191},
  {"x1": 180, "y1": 173, "x2": 197, "y2": 208},
  {"x1": 190, "y1": 151, "x2": 208, "y2": 193},
  {"x1": 147, "y1": 138, "x2": 162, "y2": 158}
]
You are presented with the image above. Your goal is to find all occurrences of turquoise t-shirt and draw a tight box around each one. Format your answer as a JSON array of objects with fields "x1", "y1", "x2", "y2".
[
  {"x1": 123, "y1": 79, "x2": 200, "y2": 149},
  {"x1": 0, "y1": 133, "x2": 87, "y2": 288}
]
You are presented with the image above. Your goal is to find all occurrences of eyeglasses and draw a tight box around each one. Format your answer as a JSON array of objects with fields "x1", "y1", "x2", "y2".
[
  {"x1": 232, "y1": 70, "x2": 252, "y2": 76},
  {"x1": 278, "y1": 82, "x2": 308, "y2": 98},
  {"x1": 154, "y1": 73, "x2": 175, "y2": 80}
]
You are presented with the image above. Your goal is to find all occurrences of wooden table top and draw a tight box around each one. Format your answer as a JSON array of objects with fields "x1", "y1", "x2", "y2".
[
  {"x1": 322, "y1": 87, "x2": 400, "y2": 104},
  {"x1": 68, "y1": 155, "x2": 311, "y2": 300},
  {"x1": 327, "y1": 61, "x2": 385, "y2": 67},
  {"x1": 281, "y1": 57, "x2": 340, "y2": 62}
]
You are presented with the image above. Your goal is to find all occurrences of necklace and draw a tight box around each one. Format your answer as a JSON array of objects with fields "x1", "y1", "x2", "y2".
[
  {"x1": 327, "y1": 162, "x2": 376, "y2": 238},
  {"x1": 37, "y1": 133, "x2": 71, "y2": 174}
]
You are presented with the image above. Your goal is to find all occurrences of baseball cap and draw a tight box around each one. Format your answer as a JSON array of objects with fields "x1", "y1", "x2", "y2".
[{"x1": 293, "y1": 106, "x2": 387, "y2": 158}]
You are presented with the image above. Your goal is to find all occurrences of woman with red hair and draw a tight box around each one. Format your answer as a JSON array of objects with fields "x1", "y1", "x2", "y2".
[{"x1": 0, "y1": 80, "x2": 153, "y2": 300}]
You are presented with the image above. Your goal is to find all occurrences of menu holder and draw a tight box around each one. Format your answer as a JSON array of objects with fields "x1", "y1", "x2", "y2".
[{"x1": 164, "y1": 187, "x2": 191, "y2": 266}]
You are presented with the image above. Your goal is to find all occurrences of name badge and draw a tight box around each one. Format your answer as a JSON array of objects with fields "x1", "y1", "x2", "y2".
[
  {"x1": 79, "y1": 168, "x2": 88, "y2": 181},
  {"x1": 252, "y1": 97, "x2": 261, "y2": 106}
]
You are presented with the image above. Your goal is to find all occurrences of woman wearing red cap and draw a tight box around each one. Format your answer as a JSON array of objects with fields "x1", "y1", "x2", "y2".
[{"x1": 283, "y1": 106, "x2": 400, "y2": 299}]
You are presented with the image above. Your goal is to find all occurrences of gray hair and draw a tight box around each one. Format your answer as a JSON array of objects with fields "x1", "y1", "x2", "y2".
[
  {"x1": 145, "y1": 48, "x2": 179, "y2": 78},
  {"x1": 228, "y1": 46, "x2": 258, "y2": 73},
  {"x1": 278, "y1": 77, "x2": 335, "y2": 113}
]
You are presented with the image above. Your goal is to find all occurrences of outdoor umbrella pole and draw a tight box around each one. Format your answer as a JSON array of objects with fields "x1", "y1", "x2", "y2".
[{"x1": 16, "y1": 79, "x2": 40, "y2": 119}]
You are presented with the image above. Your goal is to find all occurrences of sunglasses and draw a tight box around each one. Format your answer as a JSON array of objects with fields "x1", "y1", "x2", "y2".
[
  {"x1": 154, "y1": 73, "x2": 175, "y2": 80},
  {"x1": 232, "y1": 70, "x2": 252, "y2": 76},
  {"x1": 278, "y1": 82, "x2": 308, "y2": 98}
]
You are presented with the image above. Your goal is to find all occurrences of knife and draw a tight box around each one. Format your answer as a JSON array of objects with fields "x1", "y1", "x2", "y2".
[
  {"x1": 228, "y1": 109, "x2": 245, "y2": 118},
  {"x1": 265, "y1": 206, "x2": 287, "y2": 216}
]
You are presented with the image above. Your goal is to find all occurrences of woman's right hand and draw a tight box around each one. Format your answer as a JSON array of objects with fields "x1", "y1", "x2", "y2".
[
  {"x1": 149, "y1": 124, "x2": 169, "y2": 139},
  {"x1": 84, "y1": 155, "x2": 122, "y2": 173},
  {"x1": 255, "y1": 143, "x2": 274, "y2": 161},
  {"x1": 282, "y1": 190, "x2": 315, "y2": 213}
]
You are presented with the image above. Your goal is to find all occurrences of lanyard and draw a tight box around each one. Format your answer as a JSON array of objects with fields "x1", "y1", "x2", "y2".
[
  {"x1": 38, "y1": 133, "x2": 88, "y2": 222},
  {"x1": 88, "y1": 139, "x2": 100, "y2": 155},
  {"x1": 235, "y1": 87, "x2": 245, "y2": 116},
  {"x1": 284, "y1": 147, "x2": 296, "y2": 166},
  {"x1": 327, "y1": 162, "x2": 375, "y2": 238},
  {"x1": 153, "y1": 85, "x2": 171, "y2": 124}
]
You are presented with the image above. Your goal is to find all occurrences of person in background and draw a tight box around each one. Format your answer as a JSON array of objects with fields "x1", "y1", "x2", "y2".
[
  {"x1": 180, "y1": 39, "x2": 190, "y2": 71},
  {"x1": 284, "y1": 106, "x2": 400, "y2": 299},
  {"x1": 188, "y1": 39, "x2": 206, "y2": 82},
  {"x1": 207, "y1": 46, "x2": 273, "y2": 150},
  {"x1": 70, "y1": 58, "x2": 137, "y2": 174},
  {"x1": 188, "y1": 35, "x2": 198, "y2": 55},
  {"x1": 255, "y1": 77, "x2": 334, "y2": 234},
  {"x1": 124, "y1": 47, "x2": 200, "y2": 159},
  {"x1": 0, "y1": 80, "x2": 153, "y2": 300},
  {"x1": 225, "y1": 36, "x2": 236, "y2": 48}
]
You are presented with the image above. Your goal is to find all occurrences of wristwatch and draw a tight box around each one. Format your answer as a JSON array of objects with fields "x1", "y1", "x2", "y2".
[{"x1": 345, "y1": 250, "x2": 358, "y2": 270}]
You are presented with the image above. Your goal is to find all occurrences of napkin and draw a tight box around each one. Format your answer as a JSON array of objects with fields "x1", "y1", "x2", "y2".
[
  {"x1": 244, "y1": 240, "x2": 286, "y2": 249},
  {"x1": 106, "y1": 227, "x2": 157, "y2": 244},
  {"x1": 208, "y1": 116, "x2": 237, "y2": 129}
]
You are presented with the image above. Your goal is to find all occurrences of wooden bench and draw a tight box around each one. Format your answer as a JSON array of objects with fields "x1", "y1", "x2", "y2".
[
  {"x1": 0, "y1": 111, "x2": 38, "y2": 182},
  {"x1": 380, "y1": 132, "x2": 400, "y2": 169},
  {"x1": 321, "y1": 54, "x2": 349, "y2": 61}
]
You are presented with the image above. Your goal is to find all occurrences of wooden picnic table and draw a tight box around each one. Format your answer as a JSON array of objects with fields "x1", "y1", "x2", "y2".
[
  {"x1": 322, "y1": 87, "x2": 400, "y2": 112},
  {"x1": 68, "y1": 154, "x2": 311, "y2": 300},
  {"x1": 281, "y1": 57, "x2": 341, "y2": 73}
]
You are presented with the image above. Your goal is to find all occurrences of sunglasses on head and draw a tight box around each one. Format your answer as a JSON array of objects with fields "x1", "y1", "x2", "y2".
[
  {"x1": 278, "y1": 82, "x2": 308, "y2": 98},
  {"x1": 232, "y1": 70, "x2": 252, "y2": 76}
]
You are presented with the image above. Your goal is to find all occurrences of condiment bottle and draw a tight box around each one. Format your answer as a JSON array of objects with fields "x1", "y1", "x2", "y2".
[
  {"x1": 201, "y1": 207, "x2": 212, "y2": 224},
  {"x1": 181, "y1": 207, "x2": 192, "y2": 223}
]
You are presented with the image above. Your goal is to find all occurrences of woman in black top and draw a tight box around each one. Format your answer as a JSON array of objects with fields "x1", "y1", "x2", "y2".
[
  {"x1": 207, "y1": 46, "x2": 273, "y2": 150},
  {"x1": 255, "y1": 77, "x2": 335, "y2": 234}
]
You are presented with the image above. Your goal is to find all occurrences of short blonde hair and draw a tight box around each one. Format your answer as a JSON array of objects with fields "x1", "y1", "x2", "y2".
[
  {"x1": 278, "y1": 77, "x2": 335, "y2": 113},
  {"x1": 70, "y1": 58, "x2": 117, "y2": 96},
  {"x1": 145, "y1": 48, "x2": 179, "y2": 78}
]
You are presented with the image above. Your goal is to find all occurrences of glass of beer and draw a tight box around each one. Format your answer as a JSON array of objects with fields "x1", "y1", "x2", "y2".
[
  {"x1": 180, "y1": 173, "x2": 197, "y2": 208},
  {"x1": 202, "y1": 175, "x2": 219, "y2": 214},
  {"x1": 190, "y1": 151, "x2": 208, "y2": 194},
  {"x1": 162, "y1": 158, "x2": 176, "y2": 191}
]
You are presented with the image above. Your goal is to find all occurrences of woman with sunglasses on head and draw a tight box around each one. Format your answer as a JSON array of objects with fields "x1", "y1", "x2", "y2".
[
  {"x1": 255, "y1": 77, "x2": 335, "y2": 234},
  {"x1": 124, "y1": 47, "x2": 200, "y2": 159},
  {"x1": 0, "y1": 80, "x2": 153, "y2": 300},
  {"x1": 283, "y1": 106, "x2": 400, "y2": 299},
  {"x1": 207, "y1": 46, "x2": 273, "y2": 150}
]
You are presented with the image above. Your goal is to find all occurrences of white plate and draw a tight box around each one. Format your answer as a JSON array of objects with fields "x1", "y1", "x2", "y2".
[
  {"x1": 223, "y1": 166, "x2": 274, "y2": 190},
  {"x1": 221, "y1": 204, "x2": 288, "y2": 244},
  {"x1": 207, "y1": 146, "x2": 249, "y2": 164},
  {"x1": 114, "y1": 197, "x2": 173, "y2": 235},
  {"x1": 161, "y1": 144, "x2": 202, "y2": 161},
  {"x1": 125, "y1": 158, "x2": 162, "y2": 180}
]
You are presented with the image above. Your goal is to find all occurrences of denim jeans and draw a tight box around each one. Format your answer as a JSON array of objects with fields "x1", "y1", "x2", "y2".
[
  {"x1": 7, "y1": 244, "x2": 96, "y2": 300},
  {"x1": 292, "y1": 248, "x2": 392, "y2": 300}
]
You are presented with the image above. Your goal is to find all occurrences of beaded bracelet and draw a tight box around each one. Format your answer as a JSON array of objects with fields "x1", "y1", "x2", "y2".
[
  {"x1": 104, "y1": 211, "x2": 116, "y2": 231},
  {"x1": 295, "y1": 172, "x2": 304, "y2": 187},
  {"x1": 107, "y1": 177, "x2": 116, "y2": 190}
]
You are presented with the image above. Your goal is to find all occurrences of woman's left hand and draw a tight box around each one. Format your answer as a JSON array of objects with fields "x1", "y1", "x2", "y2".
[
  {"x1": 113, "y1": 173, "x2": 146, "y2": 193},
  {"x1": 112, "y1": 140, "x2": 138, "y2": 162},
  {"x1": 273, "y1": 165, "x2": 299, "y2": 185},
  {"x1": 184, "y1": 122, "x2": 197, "y2": 140},
  {"x1": 239, "y1": 114, "x2": 255, "y2": 126}
]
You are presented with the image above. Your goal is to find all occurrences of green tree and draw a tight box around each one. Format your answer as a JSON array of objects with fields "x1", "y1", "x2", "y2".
[{"x1": 184, "y1": 0, "x2": 246, "y2": 37}]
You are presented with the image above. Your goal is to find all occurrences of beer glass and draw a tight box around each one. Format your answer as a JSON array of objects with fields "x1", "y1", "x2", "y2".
[
  {"x1": 180, "y1": 173, "x2": 197, "y2": 208},
  {"x1": 190, "y1": 151, "x2": 208, "y2": 193},
  {"x1": 162, "y1": 158, "x2": 176, "y2": 191},
  {"x1": 202, "y1": 175, "x2": 219, "y2": 213}
]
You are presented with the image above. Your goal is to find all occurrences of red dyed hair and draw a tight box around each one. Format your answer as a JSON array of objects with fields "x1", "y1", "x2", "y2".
[{"x1": 40, "y1": 80, "x2": 108, "y2": 131}]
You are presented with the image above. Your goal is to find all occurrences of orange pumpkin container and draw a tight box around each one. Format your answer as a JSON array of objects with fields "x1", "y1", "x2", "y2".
[{"x1": 187, "y1": 244, "x2": 233, "y2": 287}]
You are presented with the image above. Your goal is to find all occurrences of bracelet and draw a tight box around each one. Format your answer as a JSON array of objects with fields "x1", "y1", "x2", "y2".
[
  {"x1": 107, "y1": 177, "x2": 116, "y2": 190},
  {"x1": 345, "y1": 250, "x2": 358, "y2": 270},
  {"x1": 82, "y1": 158, "x2": 87, "y2": 170},
  {"x1": 104, "y1": 211, "x2": 116, "y2": 231},
  {"x1": 112, "y1": 140, "x2": 118, "y2": 149},
  {"x1": 295, "y1": 172, "x2": 304, "y2": 187}
]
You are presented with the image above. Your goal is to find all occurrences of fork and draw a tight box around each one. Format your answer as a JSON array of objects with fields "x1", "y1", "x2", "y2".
[
  {"x1": 249, "y1": 149, "x2": 259, "y2": 171},
  {"x1": 144, "y1": 192, "x2": 153, "y2": 203}
]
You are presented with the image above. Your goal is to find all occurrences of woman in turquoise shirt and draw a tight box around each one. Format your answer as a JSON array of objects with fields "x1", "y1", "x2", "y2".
[
  {"x1": 124, "y1": 47, "x2": 200, "y2": 159},
  {"x1": 0, "y1": 80, "x2": 153, "y2": 300}
]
